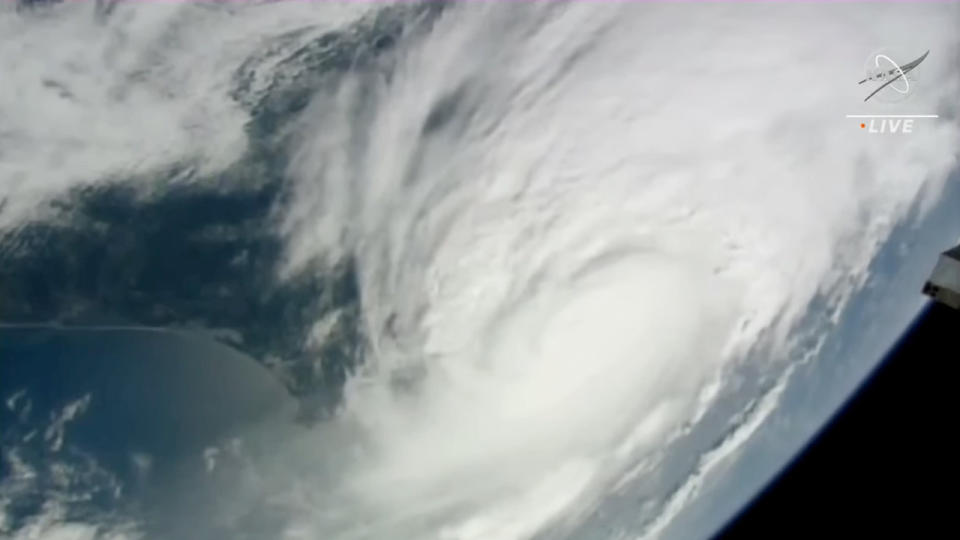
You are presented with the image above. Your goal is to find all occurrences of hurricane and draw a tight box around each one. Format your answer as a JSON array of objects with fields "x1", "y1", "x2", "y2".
[{"x1": 1, "y1": 1, "x2": 958, "y2": 540}]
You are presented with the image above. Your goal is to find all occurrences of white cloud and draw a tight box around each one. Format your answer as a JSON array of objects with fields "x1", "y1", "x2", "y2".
[
  {"x1": 44, "y1": 394, "x2": 91, "y2": 453},
  {"x1": 1, "y1": 394, "x2": 140, "y2": 540},
  {"x1": 2, "y1": 2, "x2": 959, "y2": 539},
  {"x1": 281, "y1": 2, "x2": 960, "y2": 538},
  {"x1": 0, "y1": 0, "x2": 370, "y2": 229}
]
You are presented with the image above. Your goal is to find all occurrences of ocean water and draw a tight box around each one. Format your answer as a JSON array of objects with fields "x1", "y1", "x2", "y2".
[{"x1": 1, "y1": 2, "x2": 958, "y2": 539}]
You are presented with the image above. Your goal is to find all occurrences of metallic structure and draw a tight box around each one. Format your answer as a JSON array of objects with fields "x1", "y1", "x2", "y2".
[{"x1": 923, "y1": 244, "x2": 960, "y2": 310}]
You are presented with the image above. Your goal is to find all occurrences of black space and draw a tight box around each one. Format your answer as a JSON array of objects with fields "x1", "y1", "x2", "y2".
[{"x1": 715, "y1": 301, "x2": 958, "y2": 538}]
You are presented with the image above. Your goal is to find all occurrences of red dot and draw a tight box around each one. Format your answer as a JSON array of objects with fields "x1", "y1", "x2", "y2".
[{"x1": 861, "y1": 123, "x2": 866, "y2": 128}]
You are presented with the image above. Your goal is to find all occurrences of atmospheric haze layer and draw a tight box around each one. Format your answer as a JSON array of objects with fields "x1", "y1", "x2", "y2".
[{"x1": 1, "y1": 2, "x2": 958, "y2": 540}]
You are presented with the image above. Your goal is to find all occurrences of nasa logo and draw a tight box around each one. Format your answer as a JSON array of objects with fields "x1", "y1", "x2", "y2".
[
  {"x1": 849, "y1": 47, "x2": 937, "y2": 135},
  {"x1": 859, "y1": 47, "x2": 928, "y2": 104}
]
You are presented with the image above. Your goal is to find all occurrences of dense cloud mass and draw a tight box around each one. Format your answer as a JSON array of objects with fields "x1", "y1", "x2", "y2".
[{"x1": 1, "y1": 1, "x2": 958, "y2": 540}]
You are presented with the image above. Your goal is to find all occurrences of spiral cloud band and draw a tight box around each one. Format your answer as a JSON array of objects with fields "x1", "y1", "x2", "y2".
[
  {"x1": 282, "y1": 2, "x2": 959, "y2": 538},
  {"x1": 1, "y1": 1, "x2": 959, "y2": 539}
]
